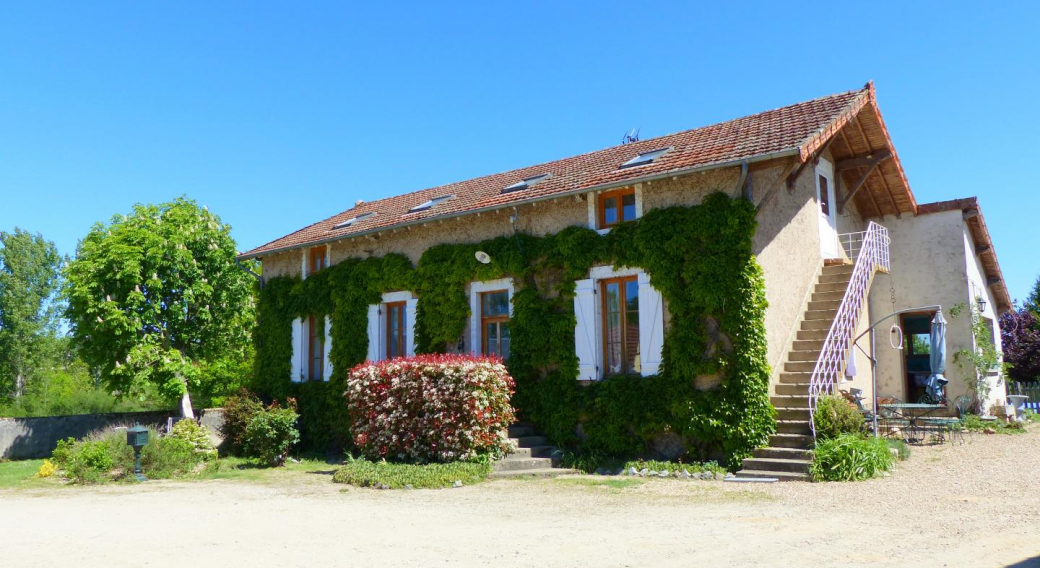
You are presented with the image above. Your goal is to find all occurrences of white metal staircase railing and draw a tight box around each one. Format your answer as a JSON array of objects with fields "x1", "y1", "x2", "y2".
[{"x1": 808, "y1": 222, "x2": 890, "y2": 438}]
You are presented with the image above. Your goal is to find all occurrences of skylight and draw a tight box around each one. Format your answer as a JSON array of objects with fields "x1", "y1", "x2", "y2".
[
  {"x1": 502, "y1": 173, "x2": 551, "y2": 194},
  {"x1": 408, "y1": 194, "x2": 455, "y2": 213},
  {"x1": 619, "y1": 147, "x2": 672, "y2": 169},
  {"x1": 332, "y1": 212, "x2": 376, "y2": 229}
]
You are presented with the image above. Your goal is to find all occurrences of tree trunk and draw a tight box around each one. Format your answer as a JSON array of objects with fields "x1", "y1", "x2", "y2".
[
  {"x1": 180, "y1": 391, "x2": 195, "y2": 419},
  {"x1": 14, "y1": 373, "x2": 24, "y2": 398}
]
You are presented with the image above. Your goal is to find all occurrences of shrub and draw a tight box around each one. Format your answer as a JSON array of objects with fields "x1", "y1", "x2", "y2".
[
  {"x1": 142, "y1": 436, "x2": 208, "y2": 478},
  {"x1": 51, "y1": 425, "x2": 212, "y2": 483},
  {"x1": 36, "y1": 459, "x2": 57, "y2": 478},
  {"x1": 219, "y1": 389, "x2": 264, "y2": 455},
  {"x1": 170, "y1": 419, "x2": 217, "y2": 459},
  {"x1": 810, "y1": 434, "x2": 893, "y2": 482},
  {"x1": 242, "y1": 400, "x2": 300, "y2": 466},
  {"x1": 331, "y1": 458, "x2": 491, "y2": 489},
  {"x1": 346, "y1": 354, "x2": 515, "y2": 463},
  {"x1": 813, "y1": 395, "x2": 865, "y2": 439}
]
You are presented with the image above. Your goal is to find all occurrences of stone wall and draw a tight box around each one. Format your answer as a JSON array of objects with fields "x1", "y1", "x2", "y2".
[{"x1": 0, "y1": 409, "x2": 225, "y2": 460}]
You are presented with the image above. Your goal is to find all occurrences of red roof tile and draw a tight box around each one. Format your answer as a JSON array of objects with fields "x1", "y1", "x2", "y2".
[{"x1": 241, "y1": 87, "x2": 871, "y2": 259}]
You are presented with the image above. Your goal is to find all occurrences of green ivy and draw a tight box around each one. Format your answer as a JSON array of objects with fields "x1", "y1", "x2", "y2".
[{"x1": 253, "y1": 192, "x2": 774, "y2": 467}]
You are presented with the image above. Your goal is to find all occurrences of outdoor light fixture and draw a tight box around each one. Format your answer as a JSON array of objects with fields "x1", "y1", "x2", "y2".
[
  {"x1": 474, "y1": 251, "x2": 491, "y2": 264},
  {"x1": 125, "y1": 424, "x2": 149, "y2": 482},
  {"x1": 975, "y1": 296, "x2": 987, "y2": 313}
]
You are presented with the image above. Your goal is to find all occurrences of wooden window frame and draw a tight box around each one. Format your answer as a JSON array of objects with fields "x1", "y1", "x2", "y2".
[
  {"x1": 600, "y1": 276, "x2": 639, "y2": 377},
  {"x1": 596, "y1": 187, "x2": 637, "y2": 229},
  {"x1": 307, "y1": 314, "x2": 323, "y2": 382},
  {"x1": 385, "y1": 301, "x2": 406, "y2": 359},
  {"x1": 308, "y1": 246, "x2": 327, "y2": 276},
  {"x1": 480, "y1": 290, "x2": 510, "y2": 357}
]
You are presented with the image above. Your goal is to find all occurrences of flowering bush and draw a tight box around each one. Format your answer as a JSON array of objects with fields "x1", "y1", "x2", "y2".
[{"x1": 346, "y1": 354, "x2": 515, "y2": 463}]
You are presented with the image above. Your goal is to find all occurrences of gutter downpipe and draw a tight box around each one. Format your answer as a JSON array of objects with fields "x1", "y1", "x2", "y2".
[
  {"x1": 236, "y1": 258, "x2": 264, "y2": 289},
  {"x1": 852, "y1": 304, "x2": 942, "y2": 437},
  {"x1": 237, "y1": 148, "x2": 801, "y2": 261}
]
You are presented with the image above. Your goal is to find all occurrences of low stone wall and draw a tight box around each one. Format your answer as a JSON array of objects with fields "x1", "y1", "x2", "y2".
[{"x1": 0, "y1": 409, "x2": 225, "y2": 460}]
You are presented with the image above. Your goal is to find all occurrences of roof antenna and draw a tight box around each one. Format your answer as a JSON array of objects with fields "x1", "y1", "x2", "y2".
[{"x1": 622, "y1": 127, "x2": 641, "y2": 145}]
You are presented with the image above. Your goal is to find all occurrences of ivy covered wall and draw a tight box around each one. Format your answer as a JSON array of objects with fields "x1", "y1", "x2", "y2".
[{"x1": 252, "y1": 192, "x2": 774, "y2": 467}]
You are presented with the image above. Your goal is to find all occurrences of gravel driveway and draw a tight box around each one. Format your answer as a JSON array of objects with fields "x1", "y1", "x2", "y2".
[{"x1": 2, "y1": 430, "x2": 1038, "y2": 568}]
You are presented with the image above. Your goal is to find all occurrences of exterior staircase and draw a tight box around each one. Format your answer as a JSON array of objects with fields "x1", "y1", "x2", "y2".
[
  {"x1": 735, "y1": 263, "x2": 854, "y2": 481},
  {"x1": 491, "y1": 423, "x2": 577, "y2": 478}
]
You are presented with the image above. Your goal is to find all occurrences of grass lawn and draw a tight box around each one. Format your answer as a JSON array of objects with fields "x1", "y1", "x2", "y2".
[{"x1": 0, "y1": 459, "x2": 55, "y2": 489}]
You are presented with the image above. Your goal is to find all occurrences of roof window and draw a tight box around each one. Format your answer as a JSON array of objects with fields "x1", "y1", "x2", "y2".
[
  {"x1": 332, "y1": 212, "x2": 376, "y2": 230},
  {"x1": 502, "y1": 173, "x2": 551, "y2": 194},
  {"x1": 408, "y1": 194, "x2": 455, "y2": 213},
  {"x1": 619, "y1": 147, "x2": 672, "y2": 169}
]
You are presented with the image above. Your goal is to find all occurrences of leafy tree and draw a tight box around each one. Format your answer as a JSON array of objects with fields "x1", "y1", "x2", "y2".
[
  {"x1": 64, "y1": 198, "x2": 255, "y2": 418},
  {"x1": 1001, "y1": 306, "x2": 1040, "y2": 382},
  {"x1": 1027, "y1": 275, "x2": 1040, "y2": 317},
  {"x1": 0, "y1": 229, "x2": 63, "y2": 398}
]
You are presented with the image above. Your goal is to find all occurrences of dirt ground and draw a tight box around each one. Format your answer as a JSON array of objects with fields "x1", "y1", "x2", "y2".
[{"x1": 2, "y1": 430, "x2": 1039, "y2": 568}]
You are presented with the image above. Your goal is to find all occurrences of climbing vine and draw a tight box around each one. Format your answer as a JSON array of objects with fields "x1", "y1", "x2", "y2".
[{"x1": 253, "y1": 192, "x2": 774, "y2": 467}]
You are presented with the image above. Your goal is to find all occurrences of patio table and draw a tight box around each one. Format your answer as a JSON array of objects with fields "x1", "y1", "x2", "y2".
[{"x1": 878, "y1": 403, "x2": 946, "y2": 443}]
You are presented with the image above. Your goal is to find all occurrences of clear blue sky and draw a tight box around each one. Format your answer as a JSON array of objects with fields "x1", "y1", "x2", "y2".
[{"x1": 1, "y1": 2, "x2": 1037, "y2": 301}]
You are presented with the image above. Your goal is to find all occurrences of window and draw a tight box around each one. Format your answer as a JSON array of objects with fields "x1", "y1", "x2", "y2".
[
  {"x1": 308, "y1": 246, "x2": 327, "y2": 276},
  {"x1": 597, "y1": 187, "x2": 638, "y2": 229},
  {"x1": 502, "y1": 173, "x2": 551, "y2": 194},
  {"x1": 333, "y1": 212, "x2": 376, "y2": 230},
  {"x1": 307, "y1": 315, "x2": 324, "y2": 381},
  {"x1": 600, "y1": 276, "x2": 640, "y2": 376},
  {"x1": 386, "y1": 301, "x2": 407, "y2": 359},
  {"x1": 818, "y1": 174, "x2": 831, "y2": 216},
  {"x1": 408, "y1": 194, "x2": 454, "y2": 213},
  {"x1": 480, "y1": 290, "x2": 510, "y2": 358},
  {"x1": 619, "y1": 147, "x2": 671, "y2": 169}
]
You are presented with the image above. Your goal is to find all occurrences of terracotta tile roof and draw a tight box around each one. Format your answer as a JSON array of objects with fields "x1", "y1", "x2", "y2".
[
  {"x1": 241, "y1": 86, "x2": 878, "y2": 259},
  {"x1": 917, "y1": 197, "x2": 1012, "y2": 313}
]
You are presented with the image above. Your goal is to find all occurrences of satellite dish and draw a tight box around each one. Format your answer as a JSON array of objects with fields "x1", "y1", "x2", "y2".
[{"x1": 475, "y1": 251, "x2": 491, "y2": 264}]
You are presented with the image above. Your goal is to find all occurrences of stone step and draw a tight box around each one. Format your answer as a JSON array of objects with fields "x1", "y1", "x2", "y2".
[
  {"x1": 753, "y1": 447, "x2": 813, "y2": 461},
  {"x1": 811, "y1": 290, "x2": 845, "y2": 303},
  {"x1": 785, "y1": 361, "x2": 817, "y2": 373},
  {"x1": 492, "y1": 456, "x2": 558, "y2": 472},
  {"x1": 815, "y1": 281, "x2": 849, "y2": 293},
  {"x1": 807, "y1": 300, "x2": 841, "y2": 312},
  {"x1": 792, "y1": 339, "x2": 825, "y2": 351},
  {"x1": 741, "y1": 456, "x2": 812, "y2": 474},
  {"x1": 776, "y1": 407, "x2": 811, "y2": 420},
  {"x1": 801, "y1": 318, "x2": 834, "y2": 332},
  {"x1": 821, "y1": 264, "x2": 854, "y2": 275},
  {"x1": 797, "y1": 329, "x2": 829, "y2": 341},
  {"x1": 804, "y1": 308, "x2": 838, "y2": 321},
  {"x1": 775, "y1": 382, "x2": 811, "y2": 395},
  {"x1": 770, "y1": 394, "x2": 809, "y2": 407},
  {"x1": 490, "y1": 468, "x2": 579, "y2": 478},
  {"x1": 507, "y1": 423, "x2": 536, "y2": 438},
  {"x1": 505, "y1": 445, "x2": 558, "y2": 459},
  {"x1": 733, "y1": 469, "x2": 811, "y2": 482},
  {"x1": 768, "y1": 433, "x2": 814, "y2": 449},
  {"x1": 788, "y1": 350, "x2": 822, "y2": 362},
  {"x1": 776, "y1": 420, "x2": 812, "y2": 434},
  {"x1": 513, "y1": 435, "x2": 549, "y2": 448},
  {"x1": 777, "y1": 372, "x2": 811, "y2": 384}
]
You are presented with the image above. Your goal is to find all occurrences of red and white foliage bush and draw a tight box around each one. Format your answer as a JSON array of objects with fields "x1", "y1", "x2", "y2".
[{"x1": 346, "y1": 354, "x2": 516, "y2": 463}]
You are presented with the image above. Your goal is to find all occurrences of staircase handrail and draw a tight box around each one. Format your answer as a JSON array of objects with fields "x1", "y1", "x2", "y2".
[{"x1": 808, "y1": 221, "x2": 890, "y2": 438}]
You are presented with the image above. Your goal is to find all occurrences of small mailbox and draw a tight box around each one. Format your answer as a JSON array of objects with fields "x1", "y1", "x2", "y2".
[{"x1": 126, "y1": 425, "x2": 149, "y2": 448}]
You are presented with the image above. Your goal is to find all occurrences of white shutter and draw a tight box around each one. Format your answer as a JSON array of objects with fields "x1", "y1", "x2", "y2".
[
  {"x1": 637, "y1": 273, "x2": 664, "y2": 376},
  {"x1": 366, "y1": 304, "x2": 381, "y2": 362},
  {"x1": 573, "y1": 278, "x2": 599, "y2": 381},
  {"x1": 405, "y1": 298, "x2": 418, "y2": 356},
  {"x1": 290, "y1": 318, "x2": 303, "y2": 382},
  {"x1": 323, "y1": 316, "x2": 333, "y2": 380}
]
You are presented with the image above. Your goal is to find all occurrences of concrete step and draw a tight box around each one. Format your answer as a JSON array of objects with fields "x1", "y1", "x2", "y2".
[
  {"x1": 492, "y1": 456, "x2": 558, "y2": 472},
  {"x1": 785, "y1": 361, "x2": 817, "y2": 373},
  {"x1": 513, "y1": 435, "x2": 549, "y2": 448},
  {"x1": 801, "y1": 318, "x2": 834, "y2": 332},
  {"x1": 815, "y1": 281, "x2": 849, "y2": 293},
  {"x1": 768, "y1": 433, "x2": 814, "y2": 449},
  {"x1": 804, "y1": 308, "x2": 838, "y2": 321},
  {"x1": 811, "y1": 290, "x2": 845, "y2": 303},
  {"x1": 808, "y1": 300, "x2": 841, "y2": 312},
  {"x1": 733, "y1": 469, "x2": 811, "y2": 482},
  {"x1": 777, "y1": 372, "x2": 811, "y2": 384},
  {"x1": 797, "y1": 329, "x2": 829, "y2": 341},
  {"x1": 490, "y1": 468, "x2": 579, "y2": 478},
  {"x1": 776, "y1": 420, "x2": 812, "y2": 434},
  {"x1": 776, "y1": 407, "x2": 811, "y2": 420},
  {"x1": 821, "y1": 264, "x2": 853, "y2": 275},
  {"x1": 753, "y1": 447, "x2": 813, "y2": 460},
  {"x1": 819, "y1": 273, "x2": 852, "y2": 284},
  {"x1": 770, "y1": 394, "x2": 809, "y2": 407},
  {"x1": 792, "y1": 339, "x2": 824, "y2": 351},
  {"x1": 505, "y1": 445, "x2": 558, "y2": 459},
  {"x1": 741, "y1": 457, "x2": 812, "y2": 474},
  {"x1": 788, "y1": 350, "x2": 822, "y2": 362},
  {"x1": 507, "y1": 423, "x2": 536, "y2": 438},
  {"x1": 775, "y1": 382, "x2": 811, "y2": 395}
]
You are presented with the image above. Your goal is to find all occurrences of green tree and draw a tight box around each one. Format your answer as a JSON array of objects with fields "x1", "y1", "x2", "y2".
[
  {"x1": 0, "y1": 229, "x2": 64, "y2": 398},
  {"x1": 64, "y1": 198, "x2": 255, "y2": 418},
  {"x1": 1027, "y1": 275, "x2": 1040, "y2": 317}
]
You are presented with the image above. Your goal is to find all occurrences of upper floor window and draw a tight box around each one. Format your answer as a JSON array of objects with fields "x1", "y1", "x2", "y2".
[
  {"x1": 480, "y1": 290, "x2": 511, "y2": 359},
  {"x1": 597, "y1": 187, "x2": 638, "y2": 229},
  {"x1": 308, "y1": 246, "x2": 327, "y2": 276}
]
